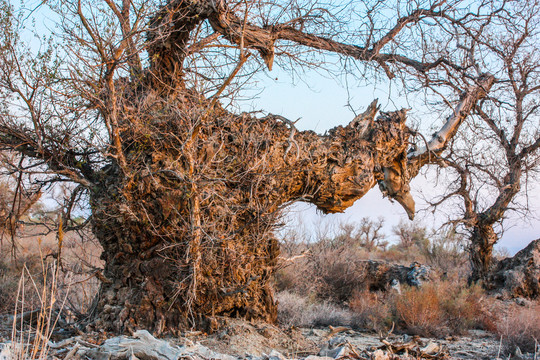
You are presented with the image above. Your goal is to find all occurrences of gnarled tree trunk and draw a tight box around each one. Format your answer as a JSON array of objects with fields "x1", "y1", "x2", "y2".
[{"x1": 87, "y1": 91, "x2": 412, "y2": 333}]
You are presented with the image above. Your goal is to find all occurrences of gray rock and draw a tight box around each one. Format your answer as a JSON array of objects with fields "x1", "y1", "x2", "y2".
[
  {"x1": 357, "y1": 260, "x2": 433, "y2": 291},
  {"x1": 318, "y1": 337, "x2": 357, "y2": 359},
  {"x1": 407, "y1": 262, "x2": 432, "y2": 286},
  {"x1": 260, "y1": 349, "x2": 287, "y2": 360},
  {"x1": 487, "y1": 239, "x2": 540, "y2": 298},
  {"x1": 309, "y1": 329, "x2": 327, "y2": 337},
  {"x1": 390, "y1": 279, "x2": 401, "y2": 294}
]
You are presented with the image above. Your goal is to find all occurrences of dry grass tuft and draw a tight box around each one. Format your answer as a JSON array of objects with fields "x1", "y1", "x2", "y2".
[
  {"x1": 393, "y1": 281, "x2": 491, "y2": 337},
  {"x1": 0, "y1": 254, "x2": 43, "y2": 315},
  {"x1": 348, "y1": 290, "x2": 393, "y2": 332},
  {"x1": 276, "y1": 291, "x2": 353, "y2": 328},
  {"x1": 497, "y1": 301, "x2": 540, "y2": 354},
  {"x1": 394, "y1": 283, "x2": 443, "y2": 336},
  {"x1": 8, "y1": 255, "x2": 70, "y2": 360}
]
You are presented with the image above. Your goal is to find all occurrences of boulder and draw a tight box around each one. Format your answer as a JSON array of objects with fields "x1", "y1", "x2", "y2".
[
  {"x1": 359, "y1": 260, "x2": 433, "y2": 291},
  {"x1": 487, "y1": 239, "x2": 540, "y2": 298}
]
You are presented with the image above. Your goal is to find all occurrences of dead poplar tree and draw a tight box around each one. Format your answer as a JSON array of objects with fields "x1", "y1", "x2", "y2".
[
  {"x1": 0, "y1": 0, "x2": 500, "y2": 332},
  {"x1": 411, "y1": 0, "x2": 540, "y2": 283}
]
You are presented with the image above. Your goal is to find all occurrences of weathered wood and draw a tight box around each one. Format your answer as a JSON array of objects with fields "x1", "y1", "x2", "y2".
[{"x1": 88, "y1": 90, "x2": 414, "y2": 333}]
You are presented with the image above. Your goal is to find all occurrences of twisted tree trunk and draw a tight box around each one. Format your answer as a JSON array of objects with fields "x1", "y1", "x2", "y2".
[
  {"x1": 87, "y1": 91, "x2": 412, "y2": 333},
  {"x1": 469, "y1": 223, "x2": 498, "y2": 283}
]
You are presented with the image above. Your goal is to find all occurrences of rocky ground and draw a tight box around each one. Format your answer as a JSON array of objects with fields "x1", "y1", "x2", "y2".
[{"x1": 0, "y1": 318, "x2": 535, "y2": 360}]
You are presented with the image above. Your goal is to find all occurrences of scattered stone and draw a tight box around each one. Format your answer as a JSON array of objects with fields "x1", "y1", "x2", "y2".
[
  {"x1": 82, "y1": 330, "x2": 182, "y2": 360},
  {"x1": 421, "y1": 341, "x2": 440, "y2": 355},
  {"x1": 309, "y1": 329, "x2": 327, "y2": 338},
  {"x1": 514, "y1": 297, "x2": 531, "y2": 306},
  {"x1": 261, "y1": 349, "x2": 287, "y2": 360},
  {"x1": 390, "y1": 279, "x2": 402, "y2": 294},
  {"x1": 318, "y1": 336, "x2": 359, "y2": 358},
  {"x1": 0, "y1": 321, "x2": 506, "y2": 360}
]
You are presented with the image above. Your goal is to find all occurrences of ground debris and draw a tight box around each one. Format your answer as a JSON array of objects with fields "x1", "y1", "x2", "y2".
[
  {"x1": 0, "y1": 330, "x2": 443, "y2": 360},
  {"x1": 377, "y1": 335, "x2": 448, "y2": 359},
  {"x1": 0, "y1": 322, "x2": 514, "y2": 360}
]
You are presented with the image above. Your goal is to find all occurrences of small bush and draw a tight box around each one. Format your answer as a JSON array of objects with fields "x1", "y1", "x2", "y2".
[
  {"x1": 0, "y1": 254, "x2": 44, "y2": 314},
  {"x1": 0, "y1": 261, "x2": 19, "y2": 313},
  {"x1": 388, "y1": 280, "x2": 491, "y2": 337},
  {"x1": 497, "y1": 302, "x2": 540, "y2": 354},
  {"x1": 276, "y1": 291, "x2": 353, "y2": 328},
  {"x1": 441, "y1": 283, "x2": 489, "y2": 333},
  {"x1": 349, "y1": 290, "x2": 393, "y2": 332},
  {"x1": 394, "y1": 283, "x2": 444, "y2": 336}
]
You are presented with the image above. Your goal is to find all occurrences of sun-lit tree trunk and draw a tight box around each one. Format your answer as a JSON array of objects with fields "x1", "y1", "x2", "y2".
[{"x1": 86, "y1": 96, "x2": 413, "y2": 333}]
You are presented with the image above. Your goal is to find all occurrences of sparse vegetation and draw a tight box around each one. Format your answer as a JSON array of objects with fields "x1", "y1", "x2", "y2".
[
  {"x1": 0, "y1": 210, "x2": 537, "y2": 359},
  {"x1": 276, "y1": 291, "x2": 353, "y2": 328},
  {"x1": 394, "y1": 281, "x2": 490, "y2": 337},
  {"x1": 497, "y1": 302, "x2": 540, "y2": 354},
  {"x1": 276, "y1": 220, "x2": 503, "y2": 339},
  {"x1": 0, "y1": 254, "x2": 43, "y2": 315}
]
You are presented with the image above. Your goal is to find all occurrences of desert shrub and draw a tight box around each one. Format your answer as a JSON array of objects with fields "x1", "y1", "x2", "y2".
[
  {"x1": 0, "y1": 258, "x2": 19, "y2": 313},
  {"x1": 277, "y1": 220, "x2": 376, "y2": 303},
  {"x1": 349, "y1": 290, "x2": 393, "y2": 332},
  {"x1": 277, "y1": 219, "x2": 486, "y2": 336},
  {"x1": 0, "y1": 228, "x2": 102, "y2": 321},
  {"x1": 276, "y1": 291, "x2": 353, "y2": 328},
  {"x1": 276, "y1": 291, "x2": 311, "y2": 327},
  {"x1": 497, "y1": 302, "x2": 540, "y2": 354},
  {"x1": 394, "y1": 283, "x2": 444, "y2": 336},
  {"x1": 313, "y1": 254, "x2": 370, "y2": 303},
  {"x1": 440, "y1": 283, "x2": 489, "y2": 333},
  {"x1": 390, "y1": 280, "x2": 491, "y2": 337},
  {"x1": 423, "y1": 229, "x2": 469, "y2": 278},
  {"x1": 274, "y1": 248, "x2": 317, "y2": 295},
  {"x1": 392, "y1": 221, "x2": 429, "y2": 253}
]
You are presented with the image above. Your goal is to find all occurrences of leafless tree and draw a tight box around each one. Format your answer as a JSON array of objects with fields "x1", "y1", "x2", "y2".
[
  {"x1": 0, "y1": 0, "x2": 511, "y2": 333},
  {"x1": 417, "y1": 0, "x2": 540, "y2": 282},
  {"x1": 392, "y1": 221, "x2": 428, "y2": 251}
]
